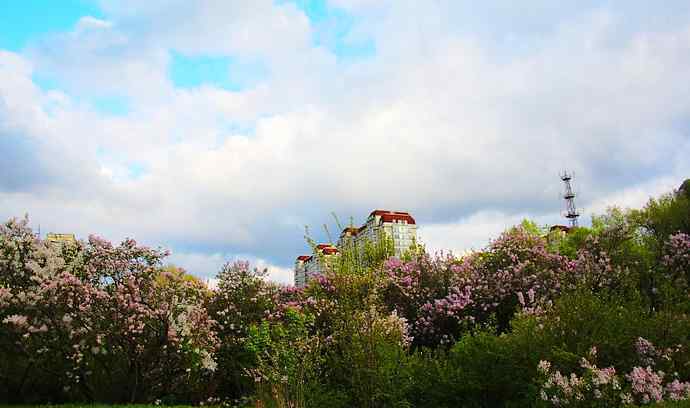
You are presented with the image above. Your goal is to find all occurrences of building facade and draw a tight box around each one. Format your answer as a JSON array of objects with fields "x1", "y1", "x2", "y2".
[
  {"x1": 294, "y1": 255, "x2": 312, "y2": 287},
  {"x1": 295, "y1": 210, "x2": 417, "y2": 287},
  {"x1": 294, "y1": 244, "x2": 339, "y2": 287},
  {"x1": 354, "y1": 210, "x2": 417, "y2": 256}
]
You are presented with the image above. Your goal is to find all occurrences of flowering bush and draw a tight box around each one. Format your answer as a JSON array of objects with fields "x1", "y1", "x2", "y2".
[
  {"x1": 0, "y1": 218, "x2": 218, "y2": 403},
  {"x1": 566, "y1": 243, "x2": 631, "y2": 294},
  {"x1": 208, "y1": 260, "x2": 281, "y2": 401},
  {"x1": 455, "y1": 226, "x2": 571, "y2": 332},
  {"x1": 382, "y1": 253, "x2": 472, "y2": 346},
  {"x1": 537, "y1": 348, "x2": 623, "y2": 407},
  {"x1": 383, "y1": 225, "x2": 570, "y2": 347},
  {"x1": 538, "y1": 340, "x2": 690, "y2": 407},
  {"x1": 663, "y1": 233, "x2": 690, "y2": 287}
]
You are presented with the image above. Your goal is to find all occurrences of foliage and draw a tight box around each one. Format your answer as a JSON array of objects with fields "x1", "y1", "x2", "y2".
[
  {"x1": 633, "y1": 189, "x2": 690, "y2": 248},
  {"x1": 209, "y1": 261, "x2": 278, "y2": 401},
  {"x1": 245, "y1": 308, "x2": 322, "y2": 408}
]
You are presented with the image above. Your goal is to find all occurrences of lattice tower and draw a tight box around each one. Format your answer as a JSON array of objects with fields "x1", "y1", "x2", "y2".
[{"x1": 561, "y1": 171, "x2": 580, "y2": 228}]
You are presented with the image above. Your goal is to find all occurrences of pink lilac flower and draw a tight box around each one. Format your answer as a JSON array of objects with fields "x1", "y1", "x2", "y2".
[
  {"x1": 2, "y1": 314, "x2": 28, "y2": 327},
  {"x1": 627, "y1": 366, "x2": 664, "y2": 404},
  {"x1": 635, "y1": 337, "x2": 658, "y2": 366},
  {"x1": 665, "y1": 380, "x2": 690, "y2": 401}
]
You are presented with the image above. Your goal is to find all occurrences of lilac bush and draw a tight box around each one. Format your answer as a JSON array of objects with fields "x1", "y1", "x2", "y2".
[
  {"x1": 209, "y1": 260, "x2": 281, "y2": 400},
  {"x1": 453, "y1": 226, "x2": 570, "y2": 332},
  {"x1": 0, "y1": 218, "x2": 218, "y2": 403},
  {"x1": 537, "y1": 348, "x2": 622, "y2": 407},
  {"x1": 566, "y1": 242, "x2": 630, "y2": 293},
  {"x1": 382, "y1": 253, "x2": 472, "y2": 346},
  {"x1": 663, "y1": 232, "x2": 690, "y2": 287},
  {"x1": 538, "y1": 339, "x2": 690, "y2": 406},
  {"x1": 383, "y1": 226, "x2": 572, "y2": 346}
]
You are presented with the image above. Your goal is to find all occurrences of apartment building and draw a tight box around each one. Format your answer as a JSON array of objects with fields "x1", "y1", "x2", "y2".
[
  {"x1": 294, "y1": 244, "x2": 338, "y2": 287},
  {"x1": 295, "y1": 210, "x2": 417, "y2": 287},
  {"x1": 294, "y1": 255, "x2": 312, "y2": 288},
  {"x1": 352, "y1": 210, "x2": 417, "y2": 256}
]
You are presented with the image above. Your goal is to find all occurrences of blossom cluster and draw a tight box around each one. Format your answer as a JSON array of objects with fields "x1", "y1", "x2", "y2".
[
  {"x1": 381, "y1": 227, "x2": 575, "y2": 345},
  {"x1": 663, "y1": 232, "x2": 690, "y2": 286},
  {"x1": 538, "y1": 340, "x2": 690, "y2": 406}
]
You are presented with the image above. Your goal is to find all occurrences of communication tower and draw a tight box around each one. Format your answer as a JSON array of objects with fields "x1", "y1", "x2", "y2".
[{"x1": 561, "y1": 171, "x2": 580, "y2": 228}]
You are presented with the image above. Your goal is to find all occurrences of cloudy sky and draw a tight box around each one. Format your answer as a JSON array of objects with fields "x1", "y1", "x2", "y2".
[{"x1": 2, "y1": 1, "x2": 689, "y2": 284}]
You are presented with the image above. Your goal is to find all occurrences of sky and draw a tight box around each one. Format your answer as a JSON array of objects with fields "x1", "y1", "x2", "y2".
[{"x1": 1, "y1": 0, "x2": 689, "y2": 284}]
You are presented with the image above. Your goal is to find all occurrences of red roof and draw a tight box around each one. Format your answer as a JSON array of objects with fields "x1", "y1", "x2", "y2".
[
  {"x1": 380, "y1": 213, "x2": 415, "y2": 224},
  {"x1": 321, "y1": 247, "x2": 338, "y2": 255},
  {"x1": 294, "y1": 211, "x2": 416, "y2": 263},
  {"x1": 369, "y1": 209, "x2": 416, "y2": 224},
  {"x1": 370, "y1": 209, "x2": 390, "y2": 216},
  {"x1": 341, "y1": 227, "x2": 359, "y2": 235}
]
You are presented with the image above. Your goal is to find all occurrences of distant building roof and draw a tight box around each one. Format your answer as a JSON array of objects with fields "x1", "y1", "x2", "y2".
[
  {"x1": 340, "y1": 227, "x2": 359, "y2": 236},
  {"x1": 45, "y1": 233, "x2": 77, "y2": 244},
  {"x1": 321, "y1": 247, "x2": 338, "y2": 255},
  {"x1": 370, "y1": 209, "x2": 411, "y2": 216},
  {"x1": 549, "y1": 225, "x2": 571, "y2": 233},
  {"x1": 295, "y1": 210, "x2": 416, "y2": 266},
  {"x1": 369, "y1": 210, "x2": 416, "y2": 225}
]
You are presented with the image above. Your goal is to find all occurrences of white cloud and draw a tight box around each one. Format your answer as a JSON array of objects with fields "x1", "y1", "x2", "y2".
[
  {"x1": 584, "y1": 175, "x2": 688, "y2": 215},
  {"x1": 419, "y1": 210, "x2": 564, "y2": 256},
  {"x1": 167, "y1": 251, "x2": 294, "y2": 284},
  {"x1": 75, "y1": 16, "x2": 113, "y2": 32}
]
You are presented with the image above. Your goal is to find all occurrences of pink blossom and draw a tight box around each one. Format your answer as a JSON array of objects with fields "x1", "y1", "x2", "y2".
[
  {"x1": 627, "y1": 366, "x2": 664, "y2": 404},
  {"x1": 3, "y1": 314, "x2": 28, "y2": 327}
]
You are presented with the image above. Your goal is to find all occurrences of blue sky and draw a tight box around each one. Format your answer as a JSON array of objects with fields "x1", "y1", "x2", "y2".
[
  {"x1": 169, "y1": 53, "x2": 271, "y2": 91},
  {"x1": 6, "y1": 0, "x2": 374, "y2": 111},
  {"x1": 287, "y1": 0, "x2": 375, "y2": 58},
  {"x1": 0, "y1": 0, "x2": 102, "y2": 51},
  {"x1": 1, "y1": 1, "x2": 689, "y2": 283}
]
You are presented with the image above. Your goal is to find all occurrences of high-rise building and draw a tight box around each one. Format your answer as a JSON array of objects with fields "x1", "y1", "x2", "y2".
[
  {"x1": 353, "y1": 210, "x2": 417, "y2": 256},
  {"x1": 294, "y1": 255, "x2": 312, "y2": 287},
  {"x1": 294, "y1": 210, "x2": 417, "y2": 287},
  {"x1": 294, "y1": 244, "x2": 338, "y2": 287}
]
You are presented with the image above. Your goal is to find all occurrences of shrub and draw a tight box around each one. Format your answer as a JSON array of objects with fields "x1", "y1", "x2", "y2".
[
  {"x1": 0, "y1": 221, "x2": 218, "y2": 404},
  {"x1": 209, "y1": 261, "x2": 279, "y2": 401}
]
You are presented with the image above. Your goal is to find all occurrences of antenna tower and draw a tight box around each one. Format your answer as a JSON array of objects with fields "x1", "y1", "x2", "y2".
[{"x1": 561, "y1": 171, "x2": 580, "y2": 228}]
